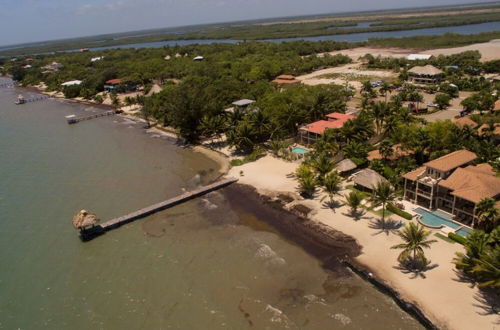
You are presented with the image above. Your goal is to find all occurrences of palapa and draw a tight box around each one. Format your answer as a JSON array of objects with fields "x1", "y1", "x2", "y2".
[{"x1": 72, "y1": 210, "x2": 101, "y2": 230}]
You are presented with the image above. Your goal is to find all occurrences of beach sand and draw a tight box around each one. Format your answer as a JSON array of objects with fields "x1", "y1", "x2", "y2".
[{"x1": 228, "y1": 155, "x2": 499, "y2": 330}]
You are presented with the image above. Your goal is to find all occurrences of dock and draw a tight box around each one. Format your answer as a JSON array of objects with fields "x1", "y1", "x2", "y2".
[
  {"x1": 15, "y1": 95, "x2": 50, "y2": 104},
  {"x1": 66, "y1": 109, "x2": 120, "y2": 124},
  {"x1": 79, "y1": 177, "x2": 238, "y2": 240}
]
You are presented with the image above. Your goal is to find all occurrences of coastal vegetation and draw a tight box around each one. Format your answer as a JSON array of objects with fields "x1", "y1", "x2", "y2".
[{"x1": 391, "y1": 223, "x2": 437, "y2": 271}]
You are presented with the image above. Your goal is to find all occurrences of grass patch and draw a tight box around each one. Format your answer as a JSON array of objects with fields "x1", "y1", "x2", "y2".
[{"x1": 435, "y1": 232, "x2": 456, "y2": 243}]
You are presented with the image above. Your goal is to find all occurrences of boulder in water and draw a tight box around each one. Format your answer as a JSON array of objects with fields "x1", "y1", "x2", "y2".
[{"x1": 72, "y1": 210, "x2": 100, "y2": 230}]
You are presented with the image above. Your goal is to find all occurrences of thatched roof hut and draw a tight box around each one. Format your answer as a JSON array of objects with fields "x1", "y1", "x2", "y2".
[
  {"x1": 72, "y1": 210, "x2": 100, "y2": 230},
  {"x1": 352, "y1": 169, "x2": 387, "y2": 191},
  {"x1": 335, "y1": 159, "x2": 357, "y2": 174}
]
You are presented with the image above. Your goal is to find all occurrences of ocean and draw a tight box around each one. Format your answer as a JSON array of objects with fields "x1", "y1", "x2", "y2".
[{"x1": 0, "y1": 80, "x2": 423, "y2": 329}]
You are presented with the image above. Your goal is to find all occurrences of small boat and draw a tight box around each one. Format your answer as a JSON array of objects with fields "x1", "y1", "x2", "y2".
[{"x1": 15, "y1": 94, "x2": 26, "y2": 105}]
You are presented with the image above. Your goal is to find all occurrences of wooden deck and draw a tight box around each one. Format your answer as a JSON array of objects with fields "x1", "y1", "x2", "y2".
[{"x1": 80, "y1": 177, "x2": 238, "y2": 240}]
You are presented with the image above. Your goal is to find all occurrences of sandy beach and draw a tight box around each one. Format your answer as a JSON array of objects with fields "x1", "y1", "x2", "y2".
[
  {"x1": 326, "y1": 39, "x2": 500, "y2": 62},
  {"x1": 227, "y1": 155, "x2": 499, "y2": 330}
]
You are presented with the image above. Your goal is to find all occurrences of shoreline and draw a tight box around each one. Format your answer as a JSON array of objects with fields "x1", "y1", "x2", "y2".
[
  {"x1": 225, "y1": 183, "x2": 437, "y2": 329},
  {"x1": 1, "y1": 80, "x2": 439, "y2": 328},
  {"x1": 6, "y1": 78, "x2": 495, "y2": 329}
]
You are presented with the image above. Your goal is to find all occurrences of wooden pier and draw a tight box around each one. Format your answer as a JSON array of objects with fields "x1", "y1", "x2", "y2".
[
  {"x1": 66, "y1": 109, "x2": 120, "y2": 124},
  {"x1": 15, "y1": 95, "x2": 50, "y2": 105},
  {"x1": 79, "y1": 177, "x2": 238, "y2": 240}
]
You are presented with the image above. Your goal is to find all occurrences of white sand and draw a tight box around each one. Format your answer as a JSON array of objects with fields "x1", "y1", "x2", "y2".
[{"x1": 228, "y1": 155, "x2": 499, "y2": 329}]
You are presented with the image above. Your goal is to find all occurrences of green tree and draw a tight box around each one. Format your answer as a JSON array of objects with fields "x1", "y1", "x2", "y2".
[
  {"x1": 322, "y1": 171, "x2": 342, "y2": 206},
  {"x1": 295, "y1": 165, "x2": 317, "y2": 198},
  {"x1": 391, "y1": 223, "x2": 437, "y2": 270},
  {"x1": 434, "y1": 93, "x2": 451, "y2": 110},
  {"x1": 370, "y1": 181, "x2": 395, "y2": 227},
  {"x1": 474, "y1": 198, "x2": 499, "y2": 232},
  {"x1": 344, "y1": 191, "x2": 364, "y2": 216},
  {"x1": 311, "y1": 153, "x2": 334, "y2": 183}
]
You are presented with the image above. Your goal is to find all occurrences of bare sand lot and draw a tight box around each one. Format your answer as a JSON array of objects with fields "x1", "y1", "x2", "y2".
[{"x1": 326, "y1": 39, "x2": 500, "y2": 62}]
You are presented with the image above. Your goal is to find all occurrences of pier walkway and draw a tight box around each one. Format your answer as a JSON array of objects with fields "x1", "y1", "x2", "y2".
[
  {"x1": 16, "y1": 95, "x2": 50, "y2": 104},
  {"x1": 66, "y1": 110, "x2": 119, "y2": 124},
  {"x1": 80, "y1": 177, "x2": 238, "y2": 240}
]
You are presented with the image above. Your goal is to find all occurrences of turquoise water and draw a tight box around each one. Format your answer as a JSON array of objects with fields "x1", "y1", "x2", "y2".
[
  {"x1": 415, "y1": 208, "x2": 461, "y2": 229},
  {"x1": 0, "y1": 80, "x2": 423, "y2": 329},
  {"x1": 291, "y1": 147, "x2": 310, "y2": 154}
]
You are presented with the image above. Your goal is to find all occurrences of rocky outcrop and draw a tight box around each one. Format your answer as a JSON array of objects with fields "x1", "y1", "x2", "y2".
[{"x1": 72, "y1": 210, "x2": 100, "y2": 230}]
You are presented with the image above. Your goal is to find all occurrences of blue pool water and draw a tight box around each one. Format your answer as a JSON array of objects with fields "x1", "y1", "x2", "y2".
[
  {"x1": 414, "y1": 208, "x2": 461, "y2": 229},
  {"x1": 292, "y1": 147, "x2": 310, "y2": 154},
  {"x1": 455, "y1": 227, "x2": 472, "y2": 238}
]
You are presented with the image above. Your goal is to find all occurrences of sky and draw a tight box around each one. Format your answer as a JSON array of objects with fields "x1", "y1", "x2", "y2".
[{"x1": 0, "y1": 0, "x2": 496, "y2": 46}]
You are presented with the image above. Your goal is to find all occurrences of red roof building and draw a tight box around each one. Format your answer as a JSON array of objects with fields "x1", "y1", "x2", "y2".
[
  {"x1": 105, "y1": 79, "x2": 122, "y2": 85},
  {"x1": 299, "y1": 112, "x2": 355, "y2": 145}
]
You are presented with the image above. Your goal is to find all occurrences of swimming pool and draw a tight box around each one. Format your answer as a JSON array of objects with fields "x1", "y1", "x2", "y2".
[
  {"x1": 455, "y1": 227, "x2": 472, "y2": 238},
  {"x1": 292, "y1": 147, "x2": 310, "y2": 154},
  {"x1": 414, "y1": 208, "x2": 461, "y2": 229}
]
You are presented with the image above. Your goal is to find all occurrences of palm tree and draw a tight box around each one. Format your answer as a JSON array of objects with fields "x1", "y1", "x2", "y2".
[
  {"x1": 379, "y1": 140, "x2": 394, "y2": 161},
  {"x1": 370, "y1": 102, "x2": 390, "y2": 135},
  {"x1": 370, "y1": 181, "x2": 395, "y2": 227},
  {"x1": 470, "y1": 244, "x2": 500, "y2": 288},
  {"x1": 391, "y1": 223, "x2": 437, "y2": 270},
  {"x1": 474, "y1": 198, "x2": 499, "y2": 232},
  {"x1": 311, "y1": 153, "x2": 334, "y2": 183},
  {"x1": 322, "y1": 171, "x2": 342, "y2": 206},
  {"x1": 380, "y1": 82, "x2": 391, "y2": 102},
  {"x1": 345, "y1": 191, "x2": 364, "y2": 216},
  {"x1": 295, "y1": 165, "x2": 317, "y2": 198}
]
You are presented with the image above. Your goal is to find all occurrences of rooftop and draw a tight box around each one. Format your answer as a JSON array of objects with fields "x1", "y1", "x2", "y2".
[
  {"x1": 453, "y1": 116, "x2": 478, "y2": 129},
  {"x1": 326, "y1": 112, "x2": 356, "y2": 122},
  {"x1": 301, "y1": 120, "x2": 341, "y2": 134},
  {"x1": 407, "y1": 54, "x2": 432, "y2": 61},
  {"x1": 335, "y1": 159, "x2": 357, "y2": 173},
  {"x1": 478, "y1": 123, "x2": 500, "y2": 136},
  {"x1": 439, "y1": 165, "x2": 500, "y2": 203},
  {"x1": 61, "y1": 80, "x2": 82, "y2": 87},
  {"x1": 232, "y1": 99, "x2": 255, "y2": 107},
  {"x1": 368, "y1": 143, "x2": 413, "y2": 161},
  {"x1": 403, "y1": 166, "x2": 427, "y2": 181},
  {"x1": 424, "y1": 149, "x2": 477, "y2": 172},
  {"x1": 105, "y1": 79, "x2": 122, "y2": 85},
  {"x1": 352, "y1": 168, "x2": 387, "y2": 190},
  {"x1": 494, "y1": 99, "x2": 500, "y2": 111},
  {"x1": 408, "y1": 65, "x2": 443, "y2": 76}
]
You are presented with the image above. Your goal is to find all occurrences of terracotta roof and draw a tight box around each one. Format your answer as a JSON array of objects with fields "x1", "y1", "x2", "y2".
[
  {"x1": 368, "y1": 143, "x2": 413, "y2": 161},
  {"x1": 464, "y1": 163, "x2": 496, "y2": 176},
  {"x1": 272, "y1": 75, "x2": 300, "y2": 85},
  {"x1": 453, "y1": 116, "x2": 478, "y2": 129},
  {"x1": 105, "y1": 79, "x2": 122, "y2": 85},
  {"x1": 403, "y1": 166, "x2": 426, "y2": 181},
  {"x1": 301, "y1": 120, "x2": 341, "y2": 134},
  {"x1": 326, "y1": 112, "x2": 356, "y2": 121},
  {"x1": 424, "y1": 150, "x2": 477, "y2": 172},
  {"x1": 438, "y1": 167, "x2": 500, "y2": 203},
  {"x1": 353, "y1": 169, "x2": 387, "y2": 190},
  {"x1": 275, "y1": 74, "x2": 296, "y2": 80},
  {"x1": 408, "y1": 65, "x2": 443, "y2": 76},
  {"x1": 335, "y1": 159, "x2": 357, "y2": 173},
  {"x1": 477, "y1": 123, "x2": 500, "y2": 136},
  {"x1": 494, "y1": 99, "x2": 500, "y2": 111}
]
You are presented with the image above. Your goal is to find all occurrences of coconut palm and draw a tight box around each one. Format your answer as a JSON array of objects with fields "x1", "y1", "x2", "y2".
[
  {"x1": 344, "y1": 191, "x2": 364, "y2": 216},
  {"x1": 391, "y1": 223, "x2": 437, "y2": 270},
  {"x1": 379, "y1": 82, "x2": 391, "y2": 102},
  {"x1": 470, "y1": 244, "x2": 500, "y2": 288},
  {"x1": 379, "y1": 140, "x2": 394, "y2": 161},
  {"x1": 474, "y1": 198, "x2": 499, "y2": 232},
  {"x1": 311, "y1": 153, "x2": 334, "y2": 183},
  {"x1": 321, "y1": 171, "x2": 342, "y2": 206},
  {"x1": 370, "y1": 181, "x2": 395, "y2": 227},
  {"x1": 453, "y1": 229, "x2": 490, "y2": 274},
  {"x1": 295, "y1": 165, "x2": 317, "y2": 198}
]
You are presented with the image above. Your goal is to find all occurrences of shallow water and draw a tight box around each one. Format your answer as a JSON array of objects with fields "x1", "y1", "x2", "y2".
[{"x1": 0, "y1": 80, "x2": 423, "y2": 329}]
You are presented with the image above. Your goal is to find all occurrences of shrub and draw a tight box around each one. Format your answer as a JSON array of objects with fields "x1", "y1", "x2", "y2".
[
  {"x1": 387, "y1": 203, "x2": 412, "y2": 220},
  {"x1": 230, "y1": 159, "x2": 244, "y2": 167},
  {"x1": 448, "y1": 233, "x2": 467, "y2": 245}
]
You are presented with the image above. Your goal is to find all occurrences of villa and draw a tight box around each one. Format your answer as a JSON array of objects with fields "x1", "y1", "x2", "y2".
[
  {"x1": 41, "y1": 62, "x2": 62, "y2": 73},
  {"x1": 367, "y1": 143, "x2": 414, "y2": 162},
  {"x1": 407, "y1": 65, "x2": 443, "y2": 85},
  {"x1": 104, "y1": 79, "x2": 137, "y2": 93},
  {"x1": 298, "y1": 112, "x2": 355, "y2": 145},
  {"x1": 402, "y1": 150, "x2": 500, "y2": 225}
]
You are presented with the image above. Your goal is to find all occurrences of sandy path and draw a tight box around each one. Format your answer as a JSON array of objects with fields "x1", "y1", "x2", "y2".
[{"x1": 228, "y1": 155, "x2": 499, "y2": 330}]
